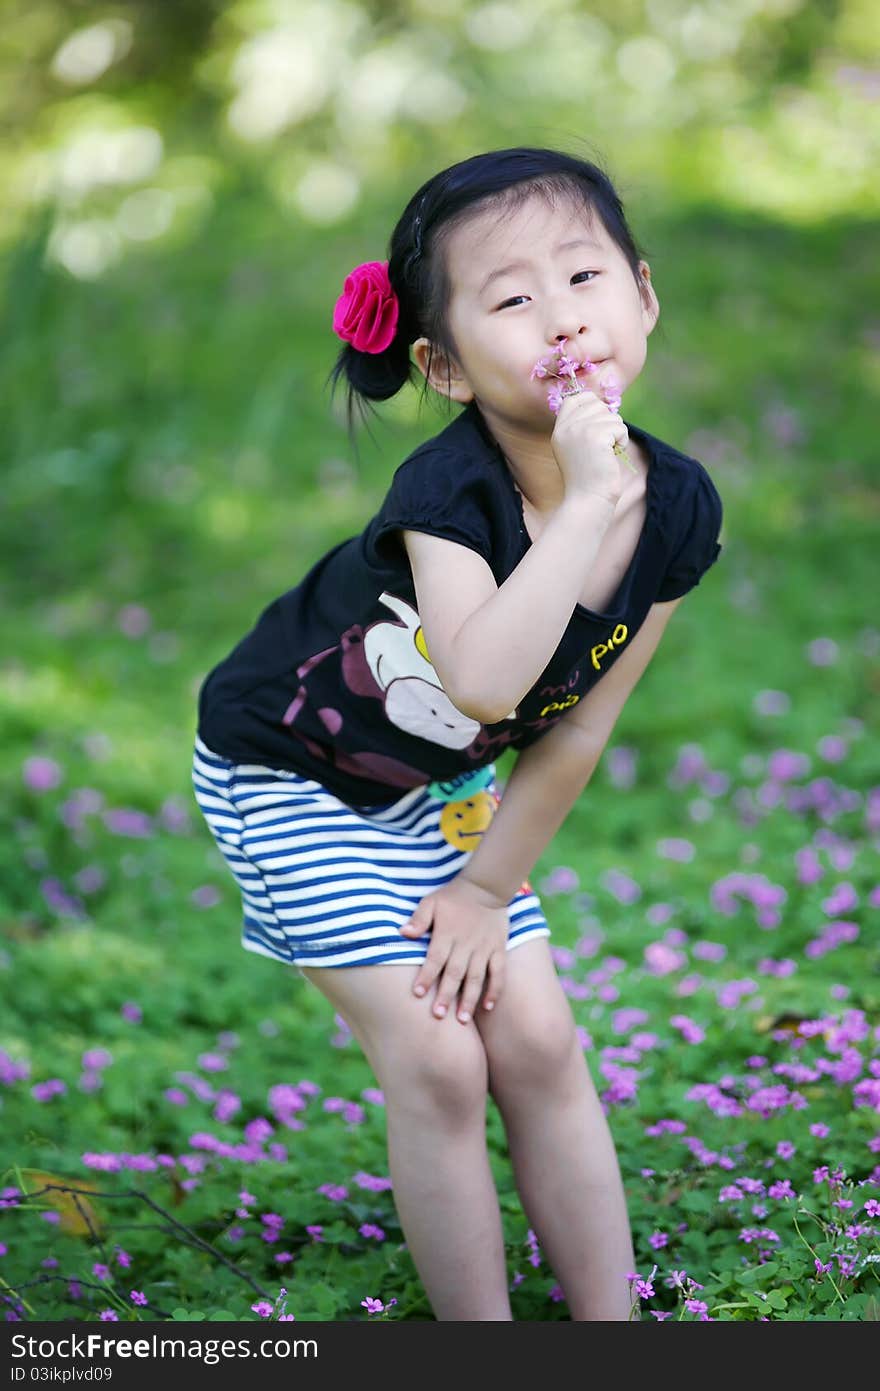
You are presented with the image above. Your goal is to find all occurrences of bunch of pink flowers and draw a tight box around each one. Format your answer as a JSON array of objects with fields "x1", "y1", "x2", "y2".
[{"x1": 530, "y1": 339, "x2": 637, "y2": 473}]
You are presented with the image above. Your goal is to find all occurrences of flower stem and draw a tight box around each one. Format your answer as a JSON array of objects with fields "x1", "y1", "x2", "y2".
[
  {"x1": 0, "y1": 1272, "x2": 37, "y2": 1317},
  {"x1": 792, "y1": 1209, "x2": 844, "y2": 1303}
]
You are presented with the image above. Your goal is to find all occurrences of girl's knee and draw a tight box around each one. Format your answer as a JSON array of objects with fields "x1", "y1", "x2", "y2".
[
  {"x1": 382, "y1": 1022, "x2": 489, "y2": 1122},
  {"x1": 300, "y1": 962, "x2": 489, "y2": 1119},
  {"x1": 487, "y1": 1004, "x2": 580, "y2": 1090}
]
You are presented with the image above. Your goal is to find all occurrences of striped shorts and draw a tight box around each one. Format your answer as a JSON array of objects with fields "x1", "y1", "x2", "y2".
[{"x1": 191, "y1": 734, "x2": 550, "y2": 969}]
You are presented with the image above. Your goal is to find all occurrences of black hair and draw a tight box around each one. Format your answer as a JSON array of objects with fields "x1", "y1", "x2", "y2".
[{"x1": 326, "y1": 145, "x2": 657, "y2": 444}]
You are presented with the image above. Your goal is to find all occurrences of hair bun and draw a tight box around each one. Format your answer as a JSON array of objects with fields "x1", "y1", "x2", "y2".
[{"x1": 339, "y1": 337, "x2": 411, "y2": 402}]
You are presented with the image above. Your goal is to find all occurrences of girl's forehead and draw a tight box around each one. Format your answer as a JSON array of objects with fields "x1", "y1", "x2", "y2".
[
  {"x1": 456, "y1": 194, "x2": 597, "y2": 251},
  {"x1": 447, "y1": 195, "x2": 611, "y2": 292}
]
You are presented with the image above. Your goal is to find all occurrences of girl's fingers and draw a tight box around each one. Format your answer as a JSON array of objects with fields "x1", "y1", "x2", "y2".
[
  {"x1": 402, "y1": 900, "x2": 434, "y2": 999},
  {"x1": 431, "y1": 952, "x2": 470, "y2": 1019},
  {"x1": 400, "y1": 899, "x2": 432, "y2": 937},
  {"x1": 407, "y1": 904, "x2": 441, "y2": 998},
  {"x1": 481, "y1": 952, "x2": 506, "y2": 1012},
  {"x1": 456, "y1": 963, "x2": 490, "y2": 1024},
  {"x1": 412, "y1": 945, "x2": 445, "y2": 999}
]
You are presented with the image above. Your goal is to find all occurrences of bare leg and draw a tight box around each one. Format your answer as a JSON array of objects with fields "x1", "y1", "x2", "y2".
[
  {"x1": 300, "y1": 963, "x2": 513, "y2": 1320},
  {"x1": 475, "y1": 941, "x2": 637, "y2": 1320}
]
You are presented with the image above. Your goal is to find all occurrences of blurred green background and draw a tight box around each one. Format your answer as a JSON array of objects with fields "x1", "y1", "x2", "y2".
[
  {"x1": 1, "y1": 0, "x2": 879, "y2": 1324},
  {"x1": 2, "y1": 0, "x2": 878, "y2": 990}
]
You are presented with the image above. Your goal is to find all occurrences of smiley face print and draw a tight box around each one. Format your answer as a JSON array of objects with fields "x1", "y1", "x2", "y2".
[{"x1": 438, "y1": 789, "x2": 499, "y2": 851}]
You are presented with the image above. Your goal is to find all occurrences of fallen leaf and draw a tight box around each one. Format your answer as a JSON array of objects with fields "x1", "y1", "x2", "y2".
[{"x1": 20, "y1": 1170, "x2": 104, "y2": 1237}]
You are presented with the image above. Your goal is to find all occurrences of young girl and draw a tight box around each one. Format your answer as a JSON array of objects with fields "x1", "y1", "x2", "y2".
[{"x1": 192, "y1": 146, "x2": 723, "y2": 1321}]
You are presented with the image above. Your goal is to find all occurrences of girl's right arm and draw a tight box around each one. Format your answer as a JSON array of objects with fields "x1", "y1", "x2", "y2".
[
  {"x1": 404, "y1": 385, "x2": 630, "y2": 724},
  {"x1": 404, "y1": 489, "x2": 615, "y2": 723}
]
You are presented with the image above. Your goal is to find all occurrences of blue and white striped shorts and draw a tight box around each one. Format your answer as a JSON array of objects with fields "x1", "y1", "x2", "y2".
[{"x1": 191, "y1": 735, "x2": 551, "y2": 969}]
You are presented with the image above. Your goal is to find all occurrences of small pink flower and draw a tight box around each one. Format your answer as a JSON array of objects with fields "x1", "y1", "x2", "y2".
[
  {"x1": 32, "y1": 1079, "x2": 67, "y2": 1102},
  {"x1": 529, "y1": 344, "x2": 635, "y2": 470},
  {"x1": 353, "y1": 1171, "x2": 393, "y2": 1192},
  {"x1": 359, "y1": 1222, "x2": 385, "y2": 1241},
  {"x1": 603, "y1": 374, "x2": 622, "y2": 411},
  {"x1": 627, "y1": 1265, "x2": 658, "y2": 1300},
  {"x1": 192, "y1": 885, "x2": 221, "y2": 909},
  {"x1": 82, "y1": 1049, "x2": 113, "y2": 1071},
  {"x1": 117, "y1": 604, "x2": 151, "y2": 638},
  {"x1": 197, "y1": 1052, "x2": 228, "y2": 1073},
  {"x1": 670, "y1": 1014, "x2": 705, "y2": 1045},
  {"x1": 316, "y1": 1183, "x2": 348, "y2": 1202},
  {"x1": 23, "y1": 756, "x2": 63, "y2": 791}
]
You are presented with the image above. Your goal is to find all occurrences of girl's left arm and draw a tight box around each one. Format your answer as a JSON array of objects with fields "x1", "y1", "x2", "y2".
[{"x1": 458, "y1": 598, "x2": 684, "y2": 904}]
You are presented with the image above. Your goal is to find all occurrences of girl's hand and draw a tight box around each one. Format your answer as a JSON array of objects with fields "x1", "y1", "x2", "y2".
[
  {"x1": 550, "y1": 369, "x2": 629, "y2": 506},
  {"x1": 398, "y1": 877, "x2": 510, "y2": 1023}
]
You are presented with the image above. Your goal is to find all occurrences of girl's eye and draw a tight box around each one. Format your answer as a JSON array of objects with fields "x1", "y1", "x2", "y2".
[{"x1": 496, "y1": 271, "x2": 598, "y2": 310}]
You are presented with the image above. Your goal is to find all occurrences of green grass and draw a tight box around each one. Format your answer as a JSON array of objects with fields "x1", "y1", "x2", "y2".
[{"x1": 1, "y1": 181, "x2": 878, "y2": 1322}]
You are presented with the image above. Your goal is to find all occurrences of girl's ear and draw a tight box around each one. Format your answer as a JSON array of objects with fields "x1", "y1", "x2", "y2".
[
  {"x1": 411, "y1": 337, "x2": 474, "y2": 404},
  {"x1": 638, "y1": 262, "x2": 660, "y2": 334}
]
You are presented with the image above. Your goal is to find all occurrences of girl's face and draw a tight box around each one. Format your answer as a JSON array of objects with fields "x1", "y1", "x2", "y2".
[{"x1": 413, "y1": 193, "x2": 659, "y2": 435}]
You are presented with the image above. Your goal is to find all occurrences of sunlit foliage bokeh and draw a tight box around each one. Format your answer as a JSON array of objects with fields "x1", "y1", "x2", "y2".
[{"x1": 1, "y1": 0, "x2": 878, "y2": 1323}]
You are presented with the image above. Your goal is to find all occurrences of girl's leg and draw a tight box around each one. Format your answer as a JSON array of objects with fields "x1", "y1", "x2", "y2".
[
  {"x1": 473, "y1": 939, "x2": 637, "y2": 1321},
  {"x1": 299, "y1": 962, "x2": 513, "y2": 1320}
]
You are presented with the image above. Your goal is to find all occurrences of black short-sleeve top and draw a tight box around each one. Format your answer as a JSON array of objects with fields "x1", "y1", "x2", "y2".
[{"x1": 197, "y1": 400, "x2": 723, "y2": 807}]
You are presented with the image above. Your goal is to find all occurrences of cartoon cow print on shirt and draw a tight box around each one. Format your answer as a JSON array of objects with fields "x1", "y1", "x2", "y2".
[
  {"x1": 363, "y1": 593, "x2": 517, "y2": 748},
  {"x1": 280, "y1": 592, "x2": 519, "y2": 790}
]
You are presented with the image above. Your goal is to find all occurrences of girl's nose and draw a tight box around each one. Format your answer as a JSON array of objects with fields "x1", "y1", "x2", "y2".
[{"x1": 553, "y1": 325, "x2": 587, "y2": 345}]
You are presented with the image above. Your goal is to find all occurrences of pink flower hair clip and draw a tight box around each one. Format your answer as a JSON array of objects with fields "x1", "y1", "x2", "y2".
[
  {"x1": 332, "y1": 260, "x2": 399, "y2": 354},
  {"x1": 530, "y1": 339, "x2": 636, "y2": 472}
]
